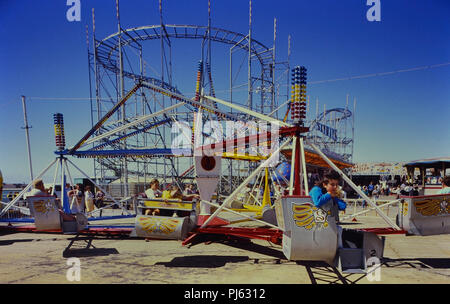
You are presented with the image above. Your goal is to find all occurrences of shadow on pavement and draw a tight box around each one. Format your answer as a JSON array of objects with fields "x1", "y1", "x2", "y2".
[
  {"x1": 0, "y1": 239, "x2": 35, "y2": 246},
  {"x1": 62, "y1": 234, "x2": 120, "y2": 258},
  {"x1": 299, "y1": 261, "x2": 367, "y2": 284},
  {"x1": 215, "y1": 237, "x2": 286, "y2": 260},
  {"x1": 155, "y1": 255, "x2": 249, "y2": 268},
  {"x1": 63, "y1": 247, "x2": 119, "y2": 258},
  {"x1": 383, "y1": 257, "x2": 450, "y2": 269}
]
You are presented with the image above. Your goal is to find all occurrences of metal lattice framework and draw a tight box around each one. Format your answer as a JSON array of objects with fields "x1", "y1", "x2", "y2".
[
  {"x1": 306, "y1": 107, "x2": 354, "y2": 163},
  {"x1": 97, "y1": 25, "x2": 275, "y2": 105},
  {"x1": 85, "y1": 3, "x2": 287, "y2": 197}
]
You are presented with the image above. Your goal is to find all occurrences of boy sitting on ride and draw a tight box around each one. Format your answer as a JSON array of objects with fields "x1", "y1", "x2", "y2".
[{"x1": 309, "y1": 171, "x2": 347, "y2": 219}]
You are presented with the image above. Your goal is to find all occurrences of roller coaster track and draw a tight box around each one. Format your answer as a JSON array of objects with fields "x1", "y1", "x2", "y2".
[
  {"x1": 309, "y1": 108, "x2": 352, "y2": 128},
  {"x1": 95, "y1": 24, "x2": 274, "y2": 91}
]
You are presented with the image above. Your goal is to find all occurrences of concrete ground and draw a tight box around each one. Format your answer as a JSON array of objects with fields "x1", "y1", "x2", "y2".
[{"x1": 0, "y1": 207, "x2": 449, "y2": 285}]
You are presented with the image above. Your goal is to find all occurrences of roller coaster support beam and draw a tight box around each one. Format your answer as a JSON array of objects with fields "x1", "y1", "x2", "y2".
[
  {"x1": 140, "y1": 81, "x2": 240, "y2": 121},
  {"x1": 82, "y1": 104, "x2": 182, "y2": 147},
  {"x1": 204, "y1": 95, "x2": 291, "y2": 127},
  {"x1": 68, "y1": 82, "x2": 142, "y2": 153},
  {"x1": 88, "y1": 118, "x2": 171, "y2": 151}
]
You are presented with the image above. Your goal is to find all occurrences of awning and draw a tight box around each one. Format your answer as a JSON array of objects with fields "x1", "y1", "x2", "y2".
[
  {"x1": 404, "y1": 157, "x2": 450, "y2": 169},
  {"x1": 281, "y1": 148, "x2": 353, "y2": 169}
]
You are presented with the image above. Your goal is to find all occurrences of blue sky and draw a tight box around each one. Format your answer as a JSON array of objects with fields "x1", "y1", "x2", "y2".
[{"x1": 0, "y1": 0, "x2": 449, "y2": 183}]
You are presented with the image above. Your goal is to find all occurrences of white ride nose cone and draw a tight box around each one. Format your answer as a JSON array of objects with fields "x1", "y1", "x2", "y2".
[{"x1": 195, "y1": 155, "x2": 221, "y2": 214}]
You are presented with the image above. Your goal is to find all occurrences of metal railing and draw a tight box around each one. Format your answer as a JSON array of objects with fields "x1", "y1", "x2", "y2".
[
  {"x1": 0, "y1": 200, "x2": 33, "y2": 221},
  {"x1": 341, "y1": 198, "x2": 402, "y2": 220}
]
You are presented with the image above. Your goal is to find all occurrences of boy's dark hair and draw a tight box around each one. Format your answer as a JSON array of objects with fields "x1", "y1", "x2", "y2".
[
  {"x1": 324, "y1": 171, "x2": 341, "y2": 182},
  {"x1": 442, "y1": 176, "x2": 450, "y2": 187},
  {"x1": 315, "y1": 171, "x2": 341, "y2": 188}
]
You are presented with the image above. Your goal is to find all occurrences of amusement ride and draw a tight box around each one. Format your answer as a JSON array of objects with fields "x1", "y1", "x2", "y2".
[{"x1": 0, "y1": 0, "x2": 448, "y2": 274}]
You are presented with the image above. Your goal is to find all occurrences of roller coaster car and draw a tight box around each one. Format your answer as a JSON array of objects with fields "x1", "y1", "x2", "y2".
[{"x1": 131, "y1": 198, "x2": 198, "y2": 240}]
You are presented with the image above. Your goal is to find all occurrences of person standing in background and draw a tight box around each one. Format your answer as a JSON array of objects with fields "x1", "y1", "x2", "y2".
[
  {"x1": 437, "y1": 176, "x2": 450, "y2": 194},
  {"x1": 68, "y1": 184, "x2": 84, "y2": 214},
  {"x1": 95, "y1": 189, "x2": 105, "y2": 217},
  {"x1": 84, "y1": 185, "x2": 95, "y2": 214}
]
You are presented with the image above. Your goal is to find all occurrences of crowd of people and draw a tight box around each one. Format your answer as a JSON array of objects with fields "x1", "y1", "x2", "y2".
[
  {"x1": 66, "y1": 184, "x2": 105, "y2": 215},
  {"x1": 23, "y1": 178, "x2": 200, "y2": 218},
  {"x1": 23, "y1": 179, "x2": 106, "y2": 216},
  {"x1": 20, "y1": 174, "x2": 450, "y2": 221},
  {"x1": 357, "y1": 181, "x2": 421, "y2": 199},
  {"x1": 357, "y1": 176, "x2": 450, "y2": 198}
]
